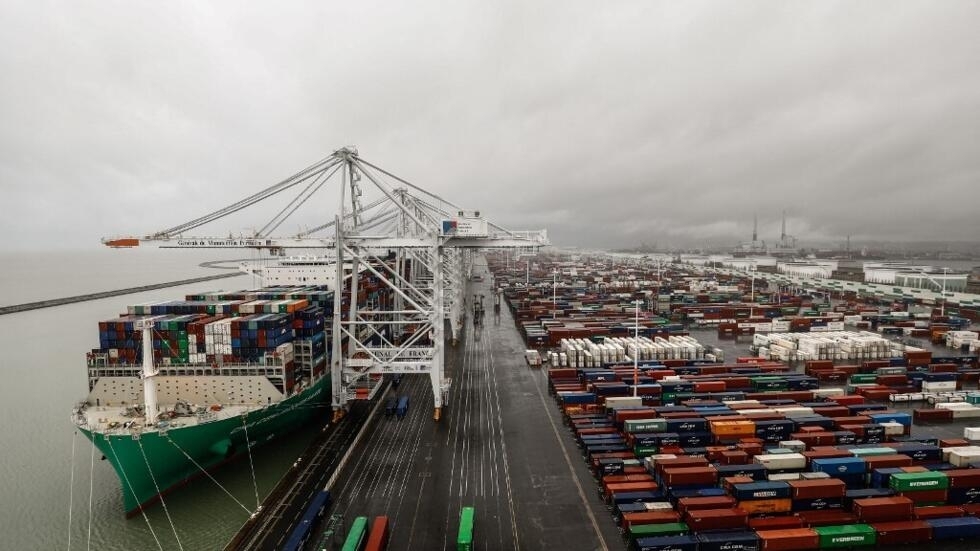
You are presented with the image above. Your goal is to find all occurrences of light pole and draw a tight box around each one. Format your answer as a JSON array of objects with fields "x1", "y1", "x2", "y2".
[
  {"x1": 633, "y1": 299, "x2": 642, "y2": 398},
  {"x1": 552, "y1": 269, "x2": 558, "y2": 309},
  {"x1": 941, "y1": 267, "x2": 947, "y2": 317}
]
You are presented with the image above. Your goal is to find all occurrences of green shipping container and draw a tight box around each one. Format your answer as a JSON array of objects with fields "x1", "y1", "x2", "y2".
[
  {"x1": 889, "y1": 471, "x2": 949, "y2": 492},
  {"x1": 624, "y1": 419, "x2": 667, "y2": 433},
  {"x1": 850, "y1": 374, "x2": 878, "y2": 384},
  {"x1": 814, "y1": 524, "x2": 876, "y2": 548},
  {"x1": 629, "y1": 522, "x2": 689, "y2": 543},
  {"x1": 634, "y1": 445, "x2": 659, "y2": 457}
]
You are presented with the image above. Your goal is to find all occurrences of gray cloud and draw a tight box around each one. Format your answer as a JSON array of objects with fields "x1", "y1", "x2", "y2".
[{"x1": 1, "y1": 1, "x2": 978, "y2": 251}]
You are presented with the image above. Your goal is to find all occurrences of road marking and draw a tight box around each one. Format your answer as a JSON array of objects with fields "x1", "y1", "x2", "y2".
[{"x1": 524, "y1": 331, "x2": 610, "y2": 551}]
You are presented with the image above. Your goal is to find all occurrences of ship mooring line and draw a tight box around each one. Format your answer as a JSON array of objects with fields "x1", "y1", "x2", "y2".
[
  {"x1": 86, "y1": 441, "x2": 95, "y2": 551},
  {"x1": 106, "y1": 437, "x2": 165, "y2": 551},
  {"x1": 137, "y1": 439, "x2": 184, "y2": 551},
  {"x1": 66, "y1": 430, "x2": 77, "y2": 551},
  {"x1": 163, "y1": 435, "x2": 253, "y2": 515},
  {"x1": 240, "y1": 415, "x2": 261, "y2": 510}
]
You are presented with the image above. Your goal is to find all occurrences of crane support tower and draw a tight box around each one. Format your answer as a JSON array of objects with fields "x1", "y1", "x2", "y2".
[{"x1": 102, "y1": 147, "x2": 548, "y2": 421}]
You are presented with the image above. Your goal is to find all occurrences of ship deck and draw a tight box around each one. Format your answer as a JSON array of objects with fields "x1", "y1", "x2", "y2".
[{"x1": 77, "y1": 403, "x2": 254, "y2": 435}]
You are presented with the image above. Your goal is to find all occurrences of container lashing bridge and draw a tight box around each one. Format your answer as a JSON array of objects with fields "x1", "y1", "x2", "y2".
[{"x1": 103, "y1": 147, "x2": 548, "y2": 421}]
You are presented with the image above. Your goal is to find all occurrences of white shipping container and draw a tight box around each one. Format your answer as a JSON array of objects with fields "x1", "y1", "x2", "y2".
[
  {"x1": 964, "y1": 427, "x2": 980, "y2": 440},
  {"x1": 879, "y1": 422, "x2": 905, "y2": 436},
  {"x1": 923, "y1": 381, "x2": 958, "y2": 392},
  {"x1": 949, "y1": 448, "x2": 980, "y2": 466},
  {"x1": 754, "y1": 453, "x2": 806, "y2": 471},
  {"x1": 605, "y1": 396, "x2": 643, "y2": 409},
  {"x1": 779, "y1": 440, "x2": 807, "y2": 453}
]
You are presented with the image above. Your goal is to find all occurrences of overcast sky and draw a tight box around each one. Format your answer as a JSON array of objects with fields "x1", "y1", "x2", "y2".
[{"x1": 1, "y1": 1, "x2": 978, "y2": 251}]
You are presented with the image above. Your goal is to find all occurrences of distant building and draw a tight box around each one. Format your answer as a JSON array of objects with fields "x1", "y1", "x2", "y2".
[
  {"x1": 864, "y1": 262, "x2": 968, "y2": 291},
  {"x1": 830, "y1": 260, "x2": 865, "y2": 282},
  {"x1": 894, "y1": 270, "x2": 967, "y2": 292}
]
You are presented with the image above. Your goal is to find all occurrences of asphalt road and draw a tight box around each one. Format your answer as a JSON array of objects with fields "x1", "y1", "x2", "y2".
[{"x1": 325, "y1": 257, "x2": 621, "y2": 550}]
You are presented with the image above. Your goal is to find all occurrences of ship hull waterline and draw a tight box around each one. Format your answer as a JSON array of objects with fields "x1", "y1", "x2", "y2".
[{"x1": 79, "y1": 375, "x2": 330, "y2": 517}]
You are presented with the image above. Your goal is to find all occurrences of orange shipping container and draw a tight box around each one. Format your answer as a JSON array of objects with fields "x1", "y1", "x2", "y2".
[
  {"x1": 737, "y1": 498, "x2": 793, "y2": 515},
  {"x1": 710, "y1": 419, "x2": 756, "y2": 436}
]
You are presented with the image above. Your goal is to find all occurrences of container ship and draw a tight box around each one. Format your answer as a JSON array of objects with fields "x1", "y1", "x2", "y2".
[{"x1": 72, "y1": 284, "x2": 335, "y2": 516}]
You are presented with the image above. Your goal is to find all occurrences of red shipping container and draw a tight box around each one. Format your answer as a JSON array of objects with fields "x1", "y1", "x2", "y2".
[
  {"x1": 720, "y1": 450, "x2": 750, "y2": 465},
  {"x1": 854, "y1": 496, "x2": 915, "y2": 522},
  {"x1": 913, "y1": 505, "x2": 965, "y2": 519},
  {"x1": 654, "y1": 456, "x2": 709, "y2": 477},
  {"x1": 871, "y1": 520, "x2": 933, "y2": 545},
  {"x1": 914, "y1": 408, "x2": 953, "y2": 421},
  {"x1": 662, "y1": 466, "x2": 718, "y2": 486},
  {"x1": 757, "y1": 528, "x2": 820, "y2": 551},
  {"x1": 788, "y1": 479, "x2": 847, "y2": 500},
  {"x1": 810, "y1": 406, "x2": 849, "y2": 418},
  {"x1": 706, "y1": 446, "x2": 734, "y2": 461},
  {"x1": 737, "y1": 442, "x2": 765, "y2": 456},
  {"x1": 831, "y1": 395, "x2": 865, "y2": 406},
  {"x1": 898, "y1": 489, "x2": 948, "y2": 504},
  {"x1": 945, "y1": 469, "x2": 980, "y2": 488},
  {"x1": 677, "y1": 496, "x2": 737, "y2": 515},
  {"x1": 830, "y1": 416, "x2": 872, "y2": 428},
  {"x1": 748, "y1": 516, "x2": 804, "y2": 531},
  {"x1": 722, "y1": 476, "x2": 755, "y2": 492},
  {"x1": 796, "y1": 510, "x2": 859, "y2": 527},
  {"x1": 621, "y1": 511, "x2": 680, "y2": 528},
  {"x1": 863, "y1": 454, "x2": 914, "y2": 470},
  {"x1": 685, "y1": 508, "x2": 748, "y2": 531},
  {"x1": 962, "y1": 503, "x2": 980, "y2": 517},
  {"x1": 802, "y1": 450, "x2": 854, "y2": 466},
  {"x1": 940, "y1": 438, "x2": 970, "y2": 448},
  {"x1": 694, "y1": 381, "x2": 726, "y2": 393}
]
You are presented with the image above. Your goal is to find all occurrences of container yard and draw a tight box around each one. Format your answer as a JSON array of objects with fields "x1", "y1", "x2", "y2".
[{"x1": 485, "y1": 252, "x2": 980, "y2": 551}]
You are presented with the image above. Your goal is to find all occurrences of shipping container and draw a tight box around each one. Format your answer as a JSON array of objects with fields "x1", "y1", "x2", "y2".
[
  {"x1": 870, "y1": 519, "x2": 932, "y2": 544},
  {"x1": 813, "y1": 524, "x2": 876, "y2": 548},
  {"x1": 757, "y1": 528, "x2": 819, "y2": 551}
]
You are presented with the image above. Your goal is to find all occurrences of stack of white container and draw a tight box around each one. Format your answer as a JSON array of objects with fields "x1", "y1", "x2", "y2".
[
  {"x1": 558, "y1": 335, "x2": 707, "y2": 368},
  {"x1": 947, "y1": 331, "x2": 980, "y2": 350},
  {"x1": 205, "y1": 319, "x2": 233, "y2": 356},
  {"x1": 754, "y1": 331, "x2": 897, "y2": 362}
]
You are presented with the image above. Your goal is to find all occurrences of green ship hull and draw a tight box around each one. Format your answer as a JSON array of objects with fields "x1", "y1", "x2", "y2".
[{"x1": 80, "y1": 375, "x2": 330, "y2": 516}]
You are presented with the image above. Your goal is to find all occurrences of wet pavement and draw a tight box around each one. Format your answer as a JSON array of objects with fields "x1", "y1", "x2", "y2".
[{"x1": 324, "y1": 257, "x2": 622, "y2": 550}]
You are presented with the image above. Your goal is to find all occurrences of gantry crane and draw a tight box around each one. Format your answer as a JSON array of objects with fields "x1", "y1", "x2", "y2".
[{"x1": 103, "y1": 147, "x2": 548, "y2": 420}]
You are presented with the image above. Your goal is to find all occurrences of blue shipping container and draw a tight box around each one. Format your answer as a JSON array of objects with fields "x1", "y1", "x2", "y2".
[
  {"x1": 812, "y1": 457, "x2": 867, "y2": 475},
  {"x1": 732, "y1": 481, "x2": 792, "y2": 501},
  {"x1": 697, "y1": 531, "x2": 759, "y2": 551},
  {"x1": 927, "y1": 516, "x2": 980, "y2": 540},
  {"x1": 636, "y1": 535, "x2": 699, "y2": 551}
]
